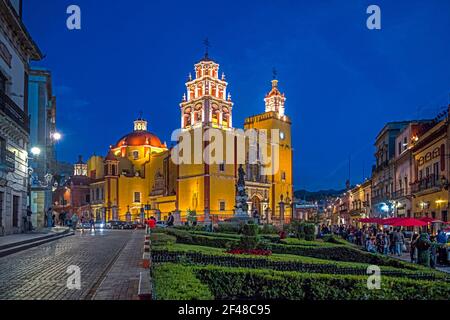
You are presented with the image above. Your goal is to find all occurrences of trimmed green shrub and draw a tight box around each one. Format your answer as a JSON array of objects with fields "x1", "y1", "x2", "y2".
[
  {"x1": 239, "y1": 223, "x2": 259, "y2": 250},
  {"x1": 268, "y1": 243, "x2": 421, "y2": 270},
  {"x1": 150, "y1": 233, "x2": 176, "y2": 246},
  {"x1": 166, "y1": 228, "x2": 238, "y2": 248},
  {"x1": 260, "y1": 224, "x2": 279, "y2": 235},
  {"x1": 215, "y1": 222, "x2": 243, "y2": 234},
  {"x1": 153, "y1": 263, "x2": 213, "y2": 300},
  {"x1": 322, "y1": 234, "x2": 348, "y2": 245},
  {"x1": 174, "y1": 225, "x2": 207, "y2": 232},
  {"x1": 304, "y1": 223, "x2": 316, "y2": 241},
  {"x1": 151, "y1": 250, "x2": 446, "y2": 281},
  {"x1": 194, "y1": 266, "x2": 450, "y2": 300}
]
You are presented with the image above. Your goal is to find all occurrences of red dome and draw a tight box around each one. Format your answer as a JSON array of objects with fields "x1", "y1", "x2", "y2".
[{"x1": 114, "y1": 131, "x2": 165, "y2": 149}]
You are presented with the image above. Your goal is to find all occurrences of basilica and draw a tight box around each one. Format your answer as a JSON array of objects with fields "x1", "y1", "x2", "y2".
[{"x1": 59, "y1": 54, "x2": 293, "y2": 224}]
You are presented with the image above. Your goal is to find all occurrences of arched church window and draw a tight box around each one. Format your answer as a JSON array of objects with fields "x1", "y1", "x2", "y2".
[
  {"x1": 184, "y1": 114, "x2": 191, "y2": 127},
  {"x1": 222, "y1": 113, "x2": 229, "y2": 127}
]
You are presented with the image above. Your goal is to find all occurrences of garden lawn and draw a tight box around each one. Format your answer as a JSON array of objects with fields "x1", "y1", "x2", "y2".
[
  {"x1": 153, "y1": 263, "x2": 450, "y2": 300},
  {"x1": 151, "y1": 243, "x2": 448, "y2": 280}
]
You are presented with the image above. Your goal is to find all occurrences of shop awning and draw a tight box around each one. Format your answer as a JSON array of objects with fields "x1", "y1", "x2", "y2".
[{"x1": 390, "y1": 218, "x2": 428, "y2": 227}]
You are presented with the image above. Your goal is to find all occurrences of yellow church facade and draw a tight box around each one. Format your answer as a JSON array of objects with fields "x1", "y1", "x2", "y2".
[{"x1": 85, "y1": 55, "x2": 293, "y2": 224}]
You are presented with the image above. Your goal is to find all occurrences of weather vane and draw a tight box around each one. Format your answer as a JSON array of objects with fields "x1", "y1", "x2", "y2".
[{"x1": 204, "y1": 38, "x2": 210, "y2": 58}]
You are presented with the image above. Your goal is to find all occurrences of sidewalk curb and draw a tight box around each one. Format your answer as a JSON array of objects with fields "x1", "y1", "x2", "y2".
[{"x1": 0, "y1": 231, "x2": 74, "y2": 258}]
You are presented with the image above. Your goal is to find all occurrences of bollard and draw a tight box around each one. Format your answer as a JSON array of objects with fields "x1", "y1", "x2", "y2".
[{"x1": 142, "y1": 252, "x2": 151, "y2": 269}]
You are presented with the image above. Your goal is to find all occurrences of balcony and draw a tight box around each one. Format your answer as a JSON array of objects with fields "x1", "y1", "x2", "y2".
[
  {"x1": 0, "y1": 149, "x2": 15, "y2": 172},
  {"x1": 392, "y1": 189, "x2": 407, "y2": 199},
  {"x1": 0, "y1": 90, "x2": 29, "y2": 132},
  {"x1": 411, "y1": 175, "x2": 442, "y2": 194},
  {"x1": 372, "y1": 193, "x2": 391, "y2": 205}
]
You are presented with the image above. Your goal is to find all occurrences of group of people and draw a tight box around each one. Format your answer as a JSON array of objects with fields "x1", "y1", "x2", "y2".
[
  {"x1": 146, "y1": 212, "x2": 175, "y2": 229},
  {"x1": 327, "y1": 224, "x2": 449, "y2": 268}
]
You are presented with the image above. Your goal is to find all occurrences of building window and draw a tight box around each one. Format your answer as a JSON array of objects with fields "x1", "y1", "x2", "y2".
[
  {"x1": 281, "y1": 171, "x2": 286, "y2": 181},
  {"x1": 219, "y1": 162, "x2": 225, "y2": 172},
  {"x1": 219, "y1": 201, "x2": 226, "y2": 211},
  {"x1": 442, "y1": 211, "x2": 448, "y2": 222},
  {"x1": 133, "y1": 151, "x2": 139, "y2": 160},
  {"x1": 398, "y1": 142, "x2": 401, "y2": 156},
  {"x1": 134, "y1": 192, "x2": 141, "y2": 203},
  {"x1": 96, "y1": 188, "x2": 100, "y2": 200},
  {"x1": 0, "y1": 72, "x2": 6, "y2": 94},
  {"x1": 403, "y1": 137, "x2": 407, "y2": 151},
  {"x1": 433, "y1": 162, "x2": 439, "y2": 176},
  {"x1": 86, "y1": 194, "x2": 90, "y2": 204},
  {"x1": 12, "y1": 195, "x2": 19, "y2": 228},
  {"x1": 0, "y1": 191, "x2": 3, "y2": 227},
  {"x1": 404, "y1": 177, "x2": 408, "y2": 194}
]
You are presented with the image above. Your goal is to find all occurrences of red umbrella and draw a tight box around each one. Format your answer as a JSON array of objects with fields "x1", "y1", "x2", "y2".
[
  {"x1": 390, "y1": 218, "x2": 428, "y2": 227},
  {"x1": 419, "y1": 217, "x2": 434, "y2": 223},
  {"x1": 380, "y1": 217, "x2": 406, "y2": 225}
]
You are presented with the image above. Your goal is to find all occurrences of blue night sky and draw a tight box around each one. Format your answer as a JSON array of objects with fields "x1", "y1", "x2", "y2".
[{"x1": 24, "y1": 0, "x2": 450, "y2": 191}]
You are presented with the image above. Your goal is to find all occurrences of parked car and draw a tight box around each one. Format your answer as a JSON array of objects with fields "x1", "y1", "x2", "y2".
[
  {"x1": 132, "y1": 222, "x2": 146, "y2": 230},
  {"x1": 95, "y1": 221, "x2": 106, "y2": 229},
  {"x1": 106, "y1": 220, "x2": 122, "y2": 230},
  {"x1": 119, "y1": 221, "x2": 133, "y2": 230}
]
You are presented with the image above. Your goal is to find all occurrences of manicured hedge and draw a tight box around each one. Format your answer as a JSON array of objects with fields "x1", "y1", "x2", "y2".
[
  {"x1": 150, "y1": 233, "x2": 176, "y2": 246},
  {"x1": 268, "y1": 243, "x2": 420, "y2": 270},
  {"x1": 152, "y1": 263, "x2": 213, "y2": 300},
  {"x1": 166, "y1": 228, "x2": 237, "y2": 248},
  {"x1": 164, "y1": 229, "x2": 427, "y2": 271},
  {"x1": 151, "y1": 249, "x2": 446, "y2": 281},
  {"x1": 193, "y1": 266, "x2": 450, "y2": 300}
]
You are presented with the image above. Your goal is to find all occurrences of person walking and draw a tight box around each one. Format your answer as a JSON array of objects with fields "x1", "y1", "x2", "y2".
[
  {"x1": 166, "y1": 213, "x2": 174, "y2": 227},
  {"x1": 71, "y1": 214, "x2": 79, "y2": 231},
  {"x1": 382, "y1": 231, "x2": 390, "y2": 255},
  {"x1": 436, "y1": 230, "x2": 448, "y2": 264},
  {"x1": 89, "y1": 217, "x2": 95, "y2": 231},
  {"x1": 393, "y1": 228, "x2": 404, "y2": 256},
  {"x1": 410, "y1": 233, "x2": 419, "y2": 263}
]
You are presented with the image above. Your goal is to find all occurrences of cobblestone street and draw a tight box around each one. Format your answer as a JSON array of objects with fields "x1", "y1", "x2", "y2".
[{"x1": 0, "y1": 229, "x2": 144, "y2": 300}]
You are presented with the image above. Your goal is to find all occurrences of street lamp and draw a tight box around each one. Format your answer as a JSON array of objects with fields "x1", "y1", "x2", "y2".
[
  {"x1": 52, "y1": 132, "x2": 62, "y2": 141},
  {"x1": 31, "y1": 147, "x2": 41, "y2": 156}
]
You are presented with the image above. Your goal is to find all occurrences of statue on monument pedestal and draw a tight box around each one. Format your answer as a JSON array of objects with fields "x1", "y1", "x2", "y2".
[{"x1": 234, "y1": 165, "x2": 249, "y2": 217}]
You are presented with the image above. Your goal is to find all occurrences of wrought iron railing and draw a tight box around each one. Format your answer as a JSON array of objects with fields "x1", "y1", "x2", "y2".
[
  {"x1": 411, "y1": 175, "x2": 441, "y2": 193},
  {"x1": 0, "y1": 91, "x2": 29, "y2": 132},
  {"x1": 0, "y1": 148, "x2": 15, "y2": 172}
]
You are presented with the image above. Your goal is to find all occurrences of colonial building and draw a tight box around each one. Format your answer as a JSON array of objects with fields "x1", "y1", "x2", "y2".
[
  {"x1": 0, "y1": 0, "x2": 42, "y2": 235},
  {"x1": 82, "y1": 54, "x2": 293, "y2": 224},
  {"x1": 411, "y1": 116, "x2": 449, "y2": 225},
  {"x1": 52, "y1": 156, "x2": 91, "y2": 222},
  {"x1": 28, "y1": 67, "x2": 58, "y2": 228},
  {"x1": 371, "y1": 122, "x2": 411, "y2": 218},
  {"x1": 349, "y1": 179, "x2": 372, "y2": 224},
  {"x1": 392, "y1": 121, "x2": 432, "y2": 218},
  {"x1": 244, "y1": 78, "x2": 293, "y2": 223}
]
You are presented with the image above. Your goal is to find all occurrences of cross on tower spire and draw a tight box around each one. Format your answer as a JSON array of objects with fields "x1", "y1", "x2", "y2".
[
  {"x1": 203, "y1": 38, "x2": 210, "y2": 59},
  {"x1": 272, "y1": 67, "x2": 277, "y2": 80}
]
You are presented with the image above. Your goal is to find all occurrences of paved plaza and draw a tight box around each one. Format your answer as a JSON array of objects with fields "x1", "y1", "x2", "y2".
[{"x1": 0, "y1": 229, "x2": 144, "y2": 300}]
